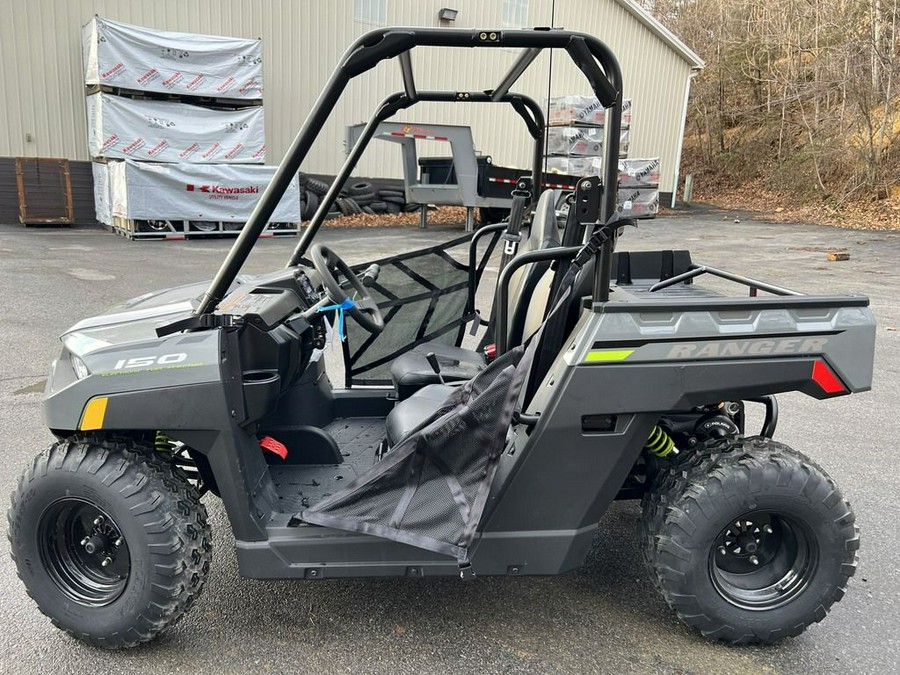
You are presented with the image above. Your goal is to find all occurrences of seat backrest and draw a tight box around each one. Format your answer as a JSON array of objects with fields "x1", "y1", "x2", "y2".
[{"x1": 504, "y1": 190, "x2": 561, "y2": 348}]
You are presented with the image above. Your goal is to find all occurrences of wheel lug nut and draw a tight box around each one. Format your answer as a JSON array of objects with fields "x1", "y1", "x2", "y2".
[
  {"x1": 93, "y1": 516, "x2": 103, "y2": 526},
  {"x1": 750, "y1": 555, "x2": 760, "y2": 566},
  {"x1": 101, "y1": 557, "x2": 112, "y2": 567},
  {"x1": 80, "y1": 537, "x2": 89, "y2": 546},
  {"x1": 763, "y1": 524, "x2": 773, "y2": 534},
  {"x1": 114, "y1": 537, "x2": 123, "y2": 547},
  {"x1": 718, "y1": 546, "x2": 727, "y2": 556}
]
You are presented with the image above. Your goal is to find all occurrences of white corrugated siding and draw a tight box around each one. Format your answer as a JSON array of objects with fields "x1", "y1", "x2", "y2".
[{"x1": 0, "y1": 0, "x2": 694, "y2": 192}]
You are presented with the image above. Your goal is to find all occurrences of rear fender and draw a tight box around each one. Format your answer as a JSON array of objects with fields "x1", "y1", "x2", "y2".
[
  {"x1": 570, "y1": 297, "x2": 875, "y2": 401},
  {"x1": 476, "y1": 296, "x2": 874, "y2": 574}
]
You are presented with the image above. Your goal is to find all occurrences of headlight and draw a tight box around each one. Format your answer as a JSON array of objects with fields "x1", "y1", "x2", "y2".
[{"x1": 71, "y1": 354, "x2": 90, "y2": 380}]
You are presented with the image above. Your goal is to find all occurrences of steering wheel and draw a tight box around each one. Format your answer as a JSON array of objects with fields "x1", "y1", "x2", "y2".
[{"x1": 308, "y1": 244, "x2": 385, "y2": 334}]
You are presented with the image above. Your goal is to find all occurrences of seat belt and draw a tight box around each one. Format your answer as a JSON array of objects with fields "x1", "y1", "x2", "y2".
[
  {"x1": 526, "y1": 212, "x2": 636, "y2": 401},
  {"x1": 474, "y1": 176, "x2": 533, "y2": 347},
  {"x1": 498, "y1": 176, "x2": 533, "y2": 270},
  {"x1": 547, "y1": 176, "x2": 601, "y2": 304}
]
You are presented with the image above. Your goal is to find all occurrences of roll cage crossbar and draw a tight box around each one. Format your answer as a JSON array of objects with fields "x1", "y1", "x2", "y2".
[
  {"x1": 195, "y1": 27, "x2": 624, "y2": 316},
  {"x1": 292, "y1": 88, "x2": 549, "y2": 267}
]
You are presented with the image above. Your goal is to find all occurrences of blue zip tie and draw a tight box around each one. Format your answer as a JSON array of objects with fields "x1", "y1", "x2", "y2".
[{"x1": 317, "y1": 297, "x2": 355, "y2": 342}]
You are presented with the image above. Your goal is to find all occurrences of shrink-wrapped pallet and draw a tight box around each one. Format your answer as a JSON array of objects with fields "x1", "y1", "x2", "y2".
[
  {"x1": 87, "y1": 93, "x2": 265, "y2": 164},
  {"x1": 618, "y1": 158, "x2": 661, "y2": 187},
  {"x1": 617, "y1": 187, "x2": 659, "y2": 218},
  {"x1": 108, "y1": 160, "x2": 300, "y2": 222},
  {"x1": 547, "y1": 96, "x2": 632, "y2": 127},
  {"x1": 83, "y1": 16, "x2": 263, "y2": 100}
]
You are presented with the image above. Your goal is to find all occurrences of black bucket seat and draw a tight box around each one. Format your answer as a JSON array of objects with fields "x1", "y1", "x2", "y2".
[{"x1": 389, "y1": 190, "x2": 562, "y2": 400}]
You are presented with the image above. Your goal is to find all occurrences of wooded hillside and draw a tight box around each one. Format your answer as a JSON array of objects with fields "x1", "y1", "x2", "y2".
[{"x1": 650, "y1": 0, "x2": 899, "y2": 226}]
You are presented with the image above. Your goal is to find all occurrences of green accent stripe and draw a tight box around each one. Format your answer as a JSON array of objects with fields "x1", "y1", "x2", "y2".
[{"x1": 585, "y1": 349, "x2": 634, "y2": 363}]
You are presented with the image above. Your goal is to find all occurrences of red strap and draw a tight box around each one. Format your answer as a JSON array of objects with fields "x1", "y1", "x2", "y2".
[
  {"x1": 484, "y1": 343, "x2": 497, "y2": 362},
  {"x1": 259, "y1": 436, "x2": 288, "y2": 459}
]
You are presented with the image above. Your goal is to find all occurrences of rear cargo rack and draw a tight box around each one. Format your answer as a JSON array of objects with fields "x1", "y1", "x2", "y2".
[{"x1": 649, "y1": 263, "x2": 804, "y2": 297}]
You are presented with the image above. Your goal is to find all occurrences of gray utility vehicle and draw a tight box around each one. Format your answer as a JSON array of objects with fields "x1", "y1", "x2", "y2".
[{"x1": 9, "y1": 28, "x2": 874, "y2": 649}]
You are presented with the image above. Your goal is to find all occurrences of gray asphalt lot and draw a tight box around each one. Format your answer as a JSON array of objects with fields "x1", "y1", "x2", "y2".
[{"x1": 0, "y1": 210, "x2": 898, "y2": 674}]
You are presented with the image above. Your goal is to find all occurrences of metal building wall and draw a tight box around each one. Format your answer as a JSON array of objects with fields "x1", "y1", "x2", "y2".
[{"x1": 0, "y1": 0, "x2": 697, "y2": 193}]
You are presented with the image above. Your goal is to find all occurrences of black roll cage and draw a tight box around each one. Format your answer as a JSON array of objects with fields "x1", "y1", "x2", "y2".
[
  {"x1": 195, "y1": 27, "x2": 624, "y2": 316},
  {"x1": 293, "y1": 87, "x2": 549, "y2": 264}
]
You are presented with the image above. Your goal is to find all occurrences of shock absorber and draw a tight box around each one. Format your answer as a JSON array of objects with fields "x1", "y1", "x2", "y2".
[
  {"x1": 155, "y1": 431, "x2": 174, "y2": 453},
  {"x1": 645, "y1": 425, "x2": 676, "y2": 458}
]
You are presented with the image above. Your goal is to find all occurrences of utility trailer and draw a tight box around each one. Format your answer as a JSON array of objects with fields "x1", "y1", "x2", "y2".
[{"x1": 347, "y1": 118, "x2": 579, "y2": 229}]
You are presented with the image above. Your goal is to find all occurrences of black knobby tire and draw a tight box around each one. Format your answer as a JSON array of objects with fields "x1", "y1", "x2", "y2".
[
  {"x1": 377, "y1": 188, "x2": 405, "y2": 199},
  {"x1": 354, "y1": 192, "x2": 376, "y2": 207},
  {"x1": 348, "y1": 181, "x2": 373, "y2": 197},
  {"x1": 336, "y1": 197, "x2": 352, "y2": 216},
  {"x1": 384, "y1": 201, "x2": 402, "y2": 214},
  {"x1": 347, "y1": 197, "x2": 364, "y2": 214},
  {"x1": 305, "y1": 177, "x2": 331, "y2": 196},
  {"x1": 8, "y1": 437, "x2": 212, "y2": 649},
  {"x1": 337, "y1": 197, "x2": 363, "y2": 216},
  {"x1": 640, "y1": 437, "x2": 858, "y2": 644},
  {"x1": 301, "y1": 190, "x2": 320, "y2": 220}
]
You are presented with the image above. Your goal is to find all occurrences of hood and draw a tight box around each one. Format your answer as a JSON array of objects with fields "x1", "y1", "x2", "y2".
[{"x1": 61, "y1": 277, "x2": 250, "y2": 354}]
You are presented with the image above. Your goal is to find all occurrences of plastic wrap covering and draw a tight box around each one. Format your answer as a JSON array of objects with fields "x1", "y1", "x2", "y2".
[
  {"x1": 86, "y1": 93, "x2": 265, "y2": 164},
  {"x1": 617, "y1": 187, "x2": 659, "y2": 219},
  {"x1": 91, "y1": 162, "x2": 111, "y2": 225},
  {"x1": 544, "y1": 157, "x2": 662, "y2": 189},
  {"x1": 543, "y1": 156, "x2": 602, "y2": 177},
  {"x1": 83, "y1": 16, "x2": 263, "y2": 100},
  {"x1": 108, "y1": 160, "x2": 300, "y2": 222},
  {"x1": 547, "y1": 96, "x2": 632, "y2": 128},
  {"x1": 545, "y1": 126, "x2": 603, "y2": 157},
  {"x1": 545, "y1": 127, "x2": 630, "y2": 157},
  {"x1": 618, "y1": 158, "x2": 661, "y2": 188}
]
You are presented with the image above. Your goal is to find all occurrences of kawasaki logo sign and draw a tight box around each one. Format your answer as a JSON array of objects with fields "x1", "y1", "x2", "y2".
[{"x1": 186, "y1": 184, "x2": 259, "y2": 194}]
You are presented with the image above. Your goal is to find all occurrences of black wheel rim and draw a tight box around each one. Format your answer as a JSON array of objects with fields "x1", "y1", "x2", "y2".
[
  {"x1": 709, "y1": 510, "x2": 818, "y2": 611},
  {"x1": 38, "y1": 498, "x2": 131, "y2": 607}
]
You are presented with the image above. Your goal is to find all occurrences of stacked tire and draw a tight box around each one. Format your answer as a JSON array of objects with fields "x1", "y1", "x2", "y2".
[{"x1": 298, "y1": 174, "x2": 413, "y2": 219}]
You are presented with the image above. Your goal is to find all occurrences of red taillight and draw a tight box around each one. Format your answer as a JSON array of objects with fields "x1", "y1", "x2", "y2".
[
  {"x1": 811, "y1": 360, "x2": 846, "y2": 394},
  {"x1": 484, "y1": 343, "x2": 497, "y2": 362}
]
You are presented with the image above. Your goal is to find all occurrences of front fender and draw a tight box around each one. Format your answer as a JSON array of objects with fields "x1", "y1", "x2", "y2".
[{"x1": 44, "y1": 331, "x2": 222, "y2": 434}]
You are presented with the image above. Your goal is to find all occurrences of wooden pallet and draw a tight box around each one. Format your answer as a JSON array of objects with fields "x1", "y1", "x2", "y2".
[{"x1": 107, "y1": 216, "x2": 298, "y2": 240}]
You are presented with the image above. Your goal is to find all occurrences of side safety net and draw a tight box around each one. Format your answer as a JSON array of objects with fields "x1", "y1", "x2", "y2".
[
  {"x1": 304, "y1": 218, "x2": 620, "y2": 564},
  {"x1": 342, "y1": 233, "x2": 497, "y2": 387}
]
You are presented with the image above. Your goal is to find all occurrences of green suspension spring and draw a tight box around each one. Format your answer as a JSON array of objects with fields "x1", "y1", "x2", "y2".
[
  {"x1": 155, "y1": 431, "x2": 174, "y2": 453},
  {"x1": 645, "y1": 425, "x2": 676, "y2": 458}
]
